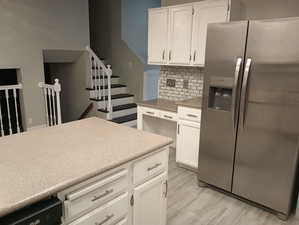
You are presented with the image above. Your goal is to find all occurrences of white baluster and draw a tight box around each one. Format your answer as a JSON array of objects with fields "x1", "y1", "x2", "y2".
[
  {"x1": 48, "y1": 88, "x2": 53, "y2": 126},
  {"x1": 43, "y1": 87, "x2": 49, "y2": 126},
  {"x1": 54, "y1": 79, "x2": 62, "y2": 125},
  {"x1": 51, "y1": 89, "x2": 57, "y2": 125},
  {"x1": 101, "y1": 67, "x2": 105, "y2": 106},
  {"x1": 0, "y1": 91, "x2": 4, "y2": 136},
  {"x1": 5, "y1": 89, "x2": 12, "y2": 135},
  {"x1": 95, "y1": 61, "x2": 98, "y2": 99},
  {"x1": 107, "y1": 65, "x2": 113, "y2": 120},
  {"x1": 13, "y1": 89, "x2": 21, "y2": 133}
]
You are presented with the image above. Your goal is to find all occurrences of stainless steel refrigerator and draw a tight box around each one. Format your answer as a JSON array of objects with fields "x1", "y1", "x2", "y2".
[{"x1": 198, "y1": 18, "x2": 299, "y2": 219}]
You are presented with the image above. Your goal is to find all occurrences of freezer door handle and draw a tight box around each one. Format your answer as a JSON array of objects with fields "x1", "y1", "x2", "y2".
[
  {"x1": 240, "y1": 58, "x2": 252, "y2": 129},
  {"x1": 232, "y1": 57, "x2": 243, "y2": 130}
]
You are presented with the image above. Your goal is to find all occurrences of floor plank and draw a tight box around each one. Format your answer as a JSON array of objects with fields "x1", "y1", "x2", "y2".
[{"x1": 167, "y1": 149, "x2": 299, "y2": 225}]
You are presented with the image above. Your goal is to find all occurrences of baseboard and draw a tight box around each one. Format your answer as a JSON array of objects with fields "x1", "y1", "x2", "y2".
[{"x1": 27, "y1": 124, "x2": 47, "y2": 131}]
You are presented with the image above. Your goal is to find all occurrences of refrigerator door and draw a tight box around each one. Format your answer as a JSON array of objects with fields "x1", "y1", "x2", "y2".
[
  {"x1": 198, "y1": 21, "x2": 248, "y2": 191},
  {"x1": 233, "y1": 18, "x2": 299, "y2": 215}
]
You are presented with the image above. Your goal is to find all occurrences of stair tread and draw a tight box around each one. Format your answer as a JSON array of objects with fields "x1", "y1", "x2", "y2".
[
  {"x1": 98, "y1": 103, "x2": 137, "y2": 113},
  {"x1": 86, "y1": 84, "x2": 126, "y2": 91},
  {"x1": 111, "y1": 113, "x2": 137, "y2": 124},
  {"x1": 90, "y1": 93, "x2": 134, "y2": 102}
]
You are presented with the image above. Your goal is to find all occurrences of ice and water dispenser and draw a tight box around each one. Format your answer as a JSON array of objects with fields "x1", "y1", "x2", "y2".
[{"x1": 208, "y1": 86, "x2": 233, "y2": 111}]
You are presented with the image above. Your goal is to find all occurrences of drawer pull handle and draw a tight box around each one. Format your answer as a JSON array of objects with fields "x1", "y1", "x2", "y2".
[
  {"x1": 164, "y1": 115, "x2": 173, "y2": 119},
  {"x1": 95, "y1": 214, "x2": 114, "y2": 225},
  {"x1": 147, "y1": 163, "x2": 162, "y2": 171},
  {"x1": 146, "y1": 111, "x2": 155, "y2": 115},
  {"x1": 92, "y1": 189, "x2": 114, "y2": 202},
  {"x1": 187, "y1": 114, "x2": 198, "y2": 118}
]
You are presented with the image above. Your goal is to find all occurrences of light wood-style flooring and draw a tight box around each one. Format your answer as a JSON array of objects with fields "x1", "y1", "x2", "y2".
[{"x1": 167, "y1": 149, "x2": 299, "y2": 225}]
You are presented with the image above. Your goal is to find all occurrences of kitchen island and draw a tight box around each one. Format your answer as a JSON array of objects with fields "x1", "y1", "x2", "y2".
[{"x1": 0, "y1": 118, "x2": 172, "y2": 224}]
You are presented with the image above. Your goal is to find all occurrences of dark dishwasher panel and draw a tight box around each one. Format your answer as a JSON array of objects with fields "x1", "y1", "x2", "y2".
[{"x1": 0, "y1": 197, "x2": 62, "y2": 225}]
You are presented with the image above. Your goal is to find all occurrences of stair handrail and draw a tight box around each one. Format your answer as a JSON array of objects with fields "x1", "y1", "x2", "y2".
[
  {"x1": 39, "y1": 79, "x2": 62, "y2": 126},
  {"x1": 86, "y1": 46, "x2": 113, "y2": 120}
]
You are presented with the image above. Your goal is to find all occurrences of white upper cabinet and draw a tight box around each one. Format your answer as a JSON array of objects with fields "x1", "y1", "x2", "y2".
[
  {"x1": 148, "y1": 8, "x2": 169, "y2": 65},
  {"x1": 191, "y1": 0, "x2": 229, "y2": 66},
  {"x1": 168, "y1": 5, "x2": 194, "y2": 65},
  {"x1": 148, "y1": 0, "x2": 232, "y2": 67}
]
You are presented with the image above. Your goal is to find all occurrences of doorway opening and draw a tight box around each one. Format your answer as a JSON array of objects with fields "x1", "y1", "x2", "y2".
[{"x1": 0, "y1": 69, "x2": 24, "y2": 136}]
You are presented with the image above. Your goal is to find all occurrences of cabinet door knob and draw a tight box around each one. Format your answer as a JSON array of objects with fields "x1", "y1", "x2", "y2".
[
  {"x1": 193, "y1": 51, "x2": 197, "y2": 62},
  {"x1": 162, "y1": 50, "x2": 165, "y2": 60},
  {"x1": 169, "y1": 50, "x2": 172, "y2": 61}
]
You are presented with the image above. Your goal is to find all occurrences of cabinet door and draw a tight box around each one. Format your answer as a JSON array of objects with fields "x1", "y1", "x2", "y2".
[
  {"x1": 133, "y1": 173, "x2": 167, "y2": 225},
  {"x1": 148, "y1": 8, "x2": 169, "y2": 65},
  {"x1": 191, "y1": 1, "x2": 229, "y2": 66},
  {"x1": 168, "y1": 5, "x2": 193, "y2": 65},
  {"x1": 176, "y1": 120, "x2": 201, "y2": 168}
]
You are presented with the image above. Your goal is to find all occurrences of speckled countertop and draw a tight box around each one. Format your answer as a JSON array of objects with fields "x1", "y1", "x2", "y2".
[
  {"x1": 176, "y1": 97, "x2": 202, "y2": 109},
  {"x1": 137, "y1": 97, "x2": 202, "y2": 112},
  {"x1": 0, "y1": 118, "x2": 172, "y2": 217}
]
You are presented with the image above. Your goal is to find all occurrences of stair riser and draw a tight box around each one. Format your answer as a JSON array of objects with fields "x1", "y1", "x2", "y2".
[
  {"x1": 96, "y1": 97, "x2": 134, "y2": 108},
  {"x1": 92, "y1": 78, "x2": 120, "y2": 85},
  {"x1": 89, "y1": 87, "x2": 127, "y2": 98},
  {"x1": 97, "y1": 107, "x2": 137, "y2": 119}
]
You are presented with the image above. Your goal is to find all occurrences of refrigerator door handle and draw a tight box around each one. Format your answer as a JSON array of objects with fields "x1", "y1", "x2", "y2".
[
  {"x1": 240, "y1": 58, "x2": 252, "y2": 129},
  {"x1": 232, "y1": 57, "x2": 243, "y2": 130}
]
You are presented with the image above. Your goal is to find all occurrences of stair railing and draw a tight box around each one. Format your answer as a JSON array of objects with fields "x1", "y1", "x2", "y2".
[
  {"x1": 0, "y1": 84, "x2": 23, "y2": 136},
  {"x1": 39, "y1": 79, "x2": 62, "y2": 126},
  {"x1": 86, "y1": 46, "x2": 113, "y2": 120}
]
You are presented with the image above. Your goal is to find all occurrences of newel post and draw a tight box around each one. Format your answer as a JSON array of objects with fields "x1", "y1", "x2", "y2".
[{"x1": 54, "y1": 79, "x2": 62, "y2": 125}]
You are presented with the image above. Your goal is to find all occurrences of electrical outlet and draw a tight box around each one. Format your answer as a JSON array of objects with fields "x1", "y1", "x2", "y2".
[
  {"x1": 166, "y1": 79, "x2": 176, "y2": 88},
  {"x1": 183, "y1": 79, "x2": 189, "y2": 89}
]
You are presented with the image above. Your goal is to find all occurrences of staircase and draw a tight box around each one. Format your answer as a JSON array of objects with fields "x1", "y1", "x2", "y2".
[{"x1": 86, "y1": 47, "x2": 137, "y2": 127}]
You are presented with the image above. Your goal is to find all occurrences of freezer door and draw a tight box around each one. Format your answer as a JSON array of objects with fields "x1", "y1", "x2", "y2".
[
  {"x1": 198, "y1": 21, "x2": 248, "y2": 191},
  {"x1": 233, "y1": 18, "x2": 299, "y2": 215}
]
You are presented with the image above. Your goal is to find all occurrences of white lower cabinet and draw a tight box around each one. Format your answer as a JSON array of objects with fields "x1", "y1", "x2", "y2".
[
  {"x1": 176, "y1": 107, "x2": 201, "y2": 169},
  {"x1": 133, "y1": 172, "x2": 167, "y2": 225},
  {"x1": 59, "y1": 148, "x2": 169, "y2": 225}
]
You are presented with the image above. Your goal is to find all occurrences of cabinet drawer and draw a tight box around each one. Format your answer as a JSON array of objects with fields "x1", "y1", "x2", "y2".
[
  {"x1": 141, "y1": 107, "x2": 161, "y2": 117},
  {"x1": 133, "y1": 150, "x2": 168, "y2": 185},
  {"x1": 69, "y1": 193, "x2": 129, "y2": 225},
  {"x1": 178, "y1": 106, "x2": 201, "y2": 122},
  {"x1": 160, "y1": 110, "x2": 177, "y2": 122},
  {"x1": 65, "y1": 169, "x2": 128, "y2": 219}
]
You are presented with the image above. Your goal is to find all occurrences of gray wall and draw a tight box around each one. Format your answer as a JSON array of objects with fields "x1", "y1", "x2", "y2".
[
  {"x1": 0, "y1": 0, "x2": 90, "y2": 128},
  {"x1": 121, "y1": 0, "x2": 161, "y2": 63},
  {"x1": 90, "y1": 0, "x2": 147, "y2": 101},
  {"x1": 240, "y1": 0, "x2": 299, "y2": 20},
  {"x1": 48, "y1": 52, "x2": 90, "y2": 123}
]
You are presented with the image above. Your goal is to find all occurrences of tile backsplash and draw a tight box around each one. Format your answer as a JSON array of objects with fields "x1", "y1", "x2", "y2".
[{"x1": 159, "y1": 66, "x2": 204, "y2": 101}]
